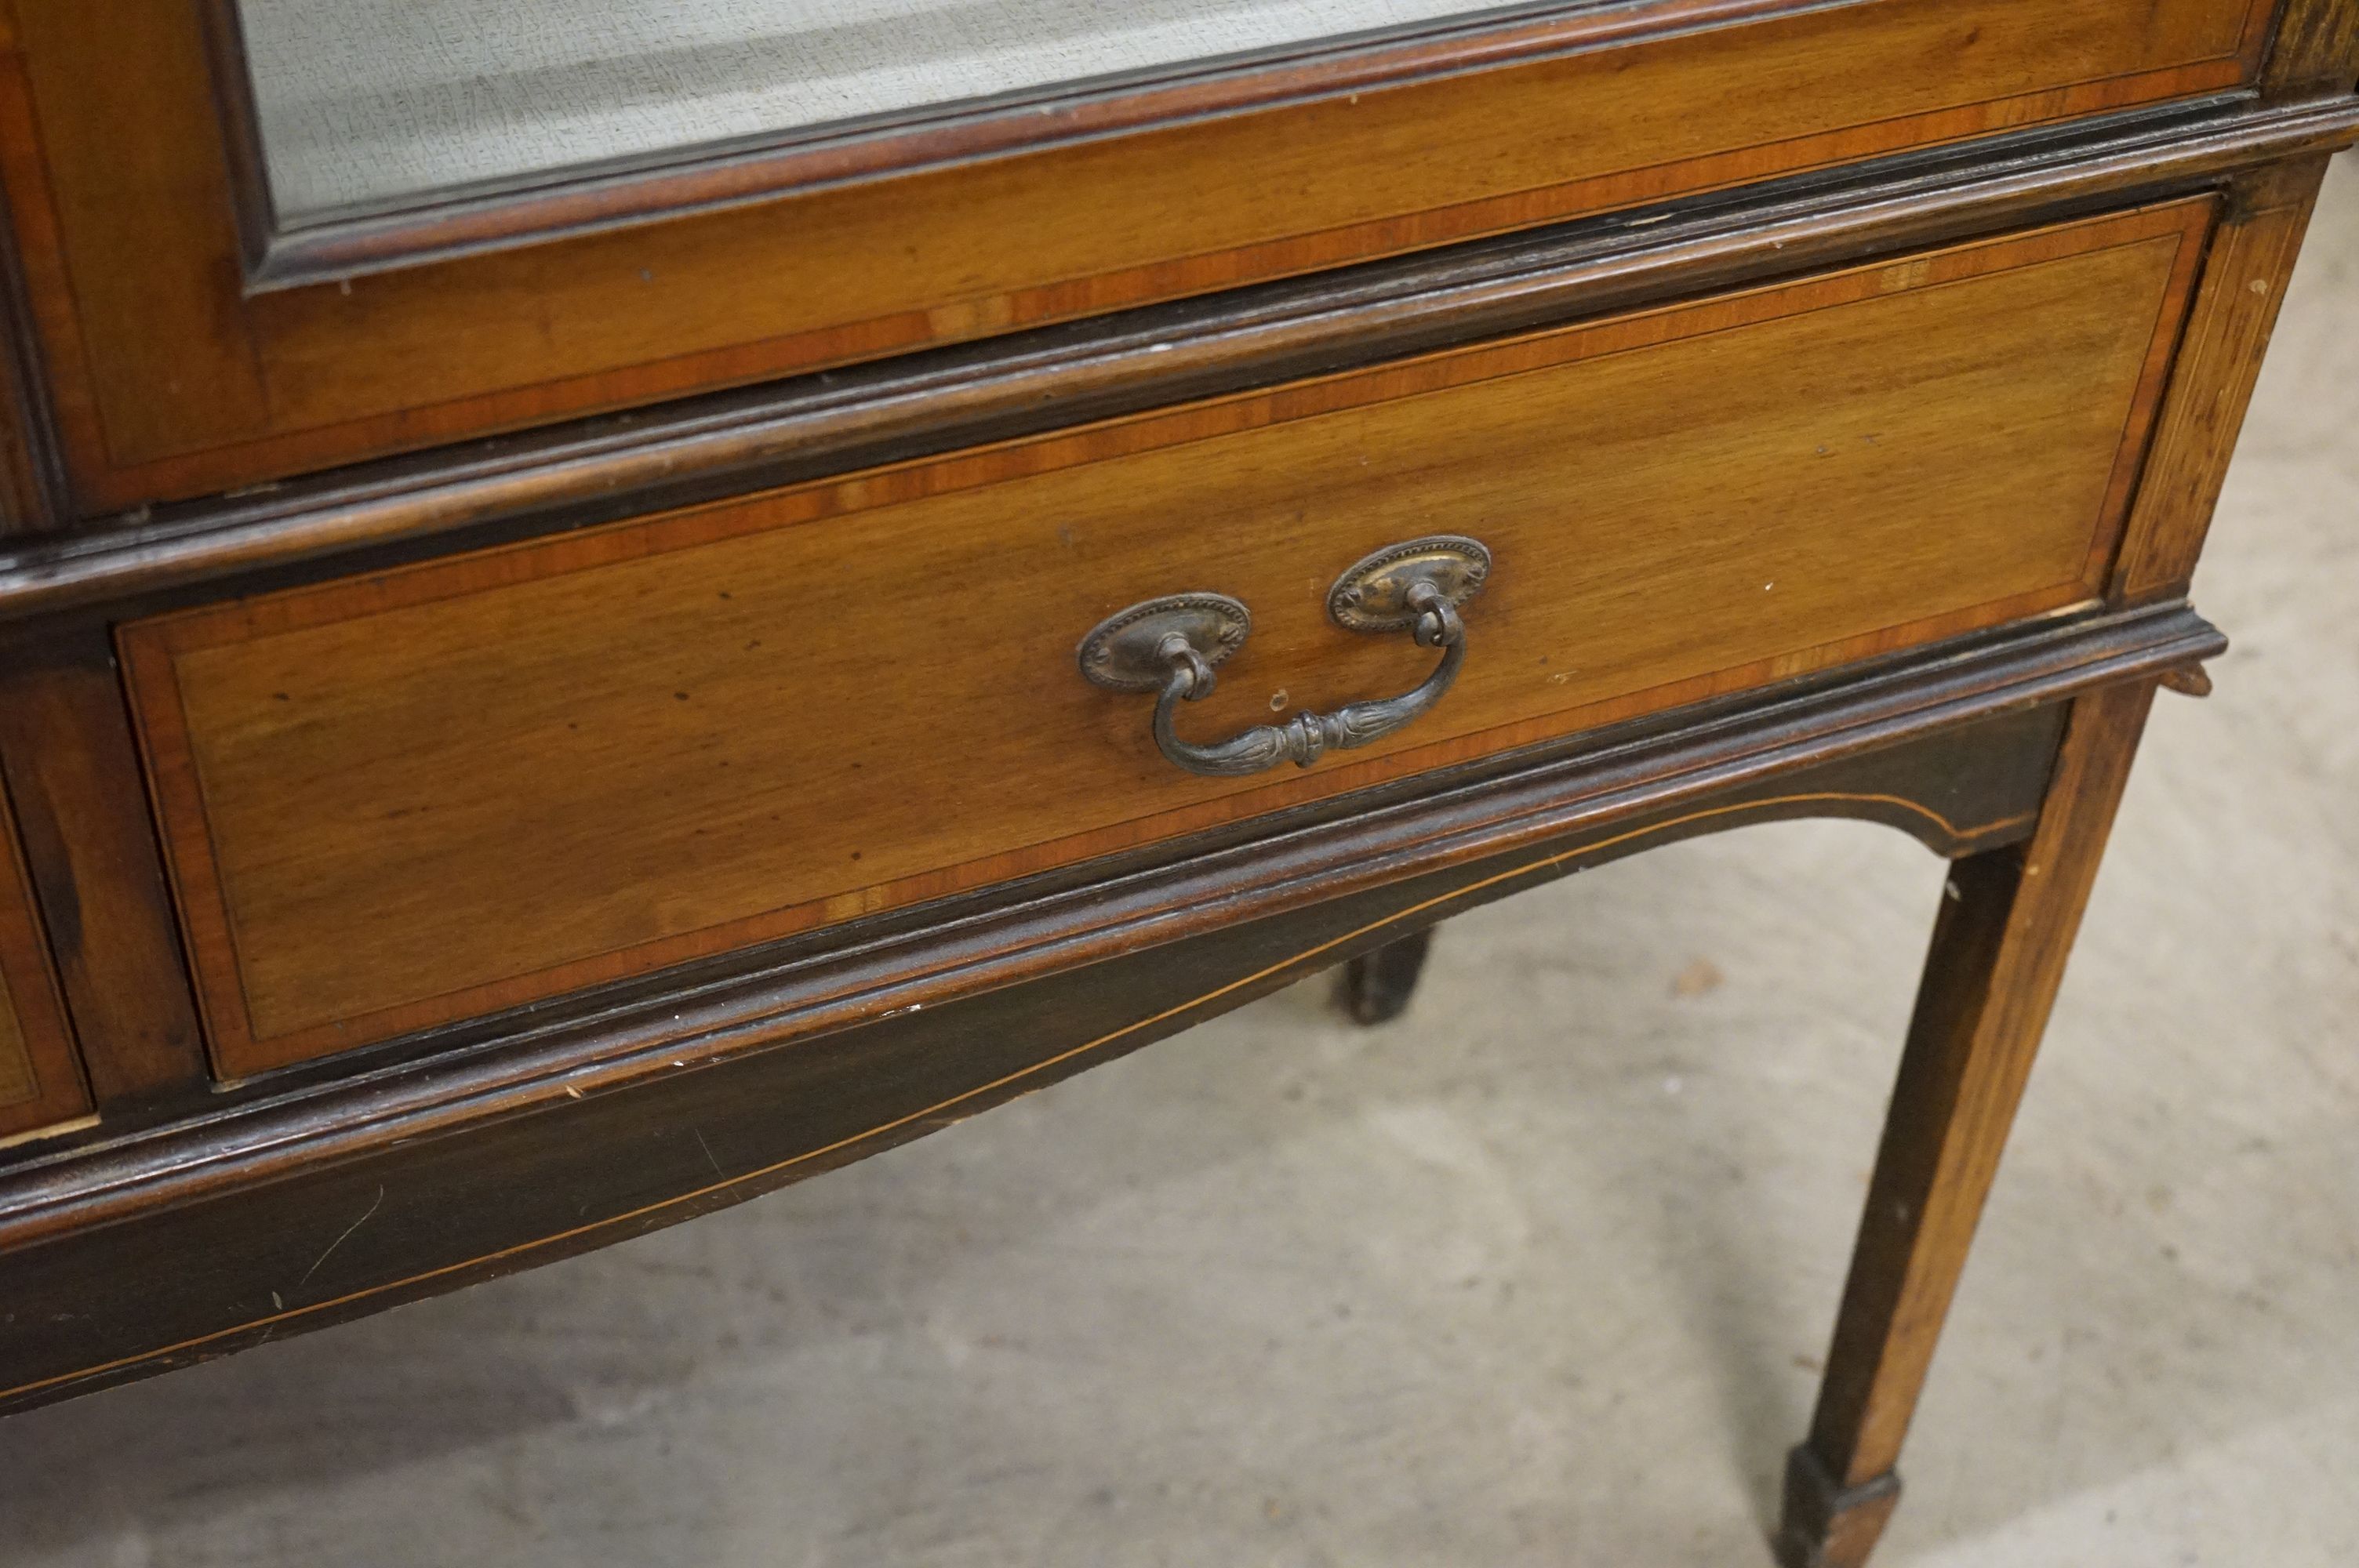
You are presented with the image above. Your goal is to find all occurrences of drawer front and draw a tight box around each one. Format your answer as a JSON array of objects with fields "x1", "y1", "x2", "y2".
[
  {"x1": 0, "y1": 779, "x2": 89, "y2": 1138},
  {"x1": 18, "y1": 0, "x2": 2263, "y2": 509},
  {"x1": 122, "y1": 201, "x2": 2208, "y2": 1075}
]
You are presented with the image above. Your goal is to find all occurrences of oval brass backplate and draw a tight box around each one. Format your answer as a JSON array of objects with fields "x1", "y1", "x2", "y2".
[
  {"x1": 1077, "y1": 592, "x2": 1252, "y2": 691},
  {"x1": 1327, "y1": 535, "x2": 1492, "y2": 632}
]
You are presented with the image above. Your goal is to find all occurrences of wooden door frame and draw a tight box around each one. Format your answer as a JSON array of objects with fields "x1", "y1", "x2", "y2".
[{"x1": 0, "y1": 0, "x2": 2282, "y2": 518}]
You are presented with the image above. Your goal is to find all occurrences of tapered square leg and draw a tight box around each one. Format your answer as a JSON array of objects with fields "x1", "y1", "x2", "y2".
[
  {"x1": 1337, "y1": 925, "x2": 1435, "y2": 1025},
  {"x1": 1777, "y1": 680, "x2": 2161, "y2": 1568}
]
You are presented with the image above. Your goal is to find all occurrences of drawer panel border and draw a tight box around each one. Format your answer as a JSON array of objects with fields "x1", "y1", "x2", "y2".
[{"x1": 122, "y1": 201, "x2": 2207, "y2": 1071}]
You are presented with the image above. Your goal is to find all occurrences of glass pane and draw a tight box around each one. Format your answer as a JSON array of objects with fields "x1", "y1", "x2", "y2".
[{"x1": 238, "y1": 0, "x2": 1532, "y2": 224}]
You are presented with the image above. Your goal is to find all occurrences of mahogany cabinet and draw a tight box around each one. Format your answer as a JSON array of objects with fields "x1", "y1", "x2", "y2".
[{"x1": 0, "y1": 4, "x2": 2354, "y2": 1565}]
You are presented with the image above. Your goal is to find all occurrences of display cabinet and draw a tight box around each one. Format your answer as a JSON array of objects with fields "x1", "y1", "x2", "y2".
[{"x1": 0, "y1": 4, "x2": 2353, "y2": 1564}]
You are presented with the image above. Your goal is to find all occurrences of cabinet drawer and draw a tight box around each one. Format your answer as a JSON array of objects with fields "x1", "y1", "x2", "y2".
[
  {"x1": 122, "y1": 201, "x2": 2208, "y2": 1076},
  {"x1": 16, "y1": 0, "x2": 2265, "y2": 509}
]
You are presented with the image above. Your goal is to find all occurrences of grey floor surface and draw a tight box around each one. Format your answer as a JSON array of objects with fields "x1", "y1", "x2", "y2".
[{"x1": 6, "y1": 160, "x2": 2358, "y2": 1568}]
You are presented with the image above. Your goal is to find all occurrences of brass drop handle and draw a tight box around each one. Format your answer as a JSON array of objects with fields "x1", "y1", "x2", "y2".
[
  {"x1": 1077, "y1": 535, "x2": 1492, "y2": 779},
  {"x1": 1143, "y1": 584, "x2": 1466, "y2": 776}
]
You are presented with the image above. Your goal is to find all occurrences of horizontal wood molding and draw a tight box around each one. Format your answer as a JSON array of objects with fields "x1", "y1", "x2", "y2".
[
  {"x1": 1, "y1": 91, "x2": 2350, "y2": 626},
  {"x1": 1, "y1": 0, "x2": 2273, "y2": 510},
  {"x1": 5, "y1": 601, "x2": 2222, "y2": 1243},
  {"x1": 0, "y1": 597, "x2": 2223, "y2": 1412},
  {"x1": 0, "y1": 732, "x2": 2054, "y2": 1413},
  {"x1": 118, "y1": 203, "x2": 2207, "y2": 1073}
]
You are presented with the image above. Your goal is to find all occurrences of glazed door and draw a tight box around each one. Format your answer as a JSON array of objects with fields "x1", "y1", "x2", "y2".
[
  {"x1": 0, "y1": 0, "x2": 2270, "y2": 514},
  {"x1": 238, "y1": 0, "x2": 1531, "y2": 223}
]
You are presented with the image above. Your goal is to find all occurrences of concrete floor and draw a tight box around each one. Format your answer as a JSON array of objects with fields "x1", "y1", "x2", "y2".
[{"x1": 7, "y1": 159, "x2": 2358, "y2": 1568}]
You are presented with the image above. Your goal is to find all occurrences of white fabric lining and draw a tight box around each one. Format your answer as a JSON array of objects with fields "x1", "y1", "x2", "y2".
[{"x1": 241, "y1": 0, "x2": 1522, "y2": 220}]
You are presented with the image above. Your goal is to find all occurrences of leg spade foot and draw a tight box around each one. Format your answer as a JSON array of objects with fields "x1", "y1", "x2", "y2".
[{"x1": 1773, "y1": 1443, "x2": 1902, "y2": 1568}]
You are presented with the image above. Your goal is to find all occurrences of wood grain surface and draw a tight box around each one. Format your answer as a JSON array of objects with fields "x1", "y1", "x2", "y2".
[
  {"x1": 0, "y1": 960, "x2": 30, "y2": 1106},
  {"x1": 119, "y1": 203, "x2": 2208, "y2": 1073},
  {"x1": 3, "y1": 91, "x2": 2350, "y2": 622},
  {"x1": 0, "y1": 0, "x2": 2265, "y2": 510},
  {"x1": 2263, "y1": 0, "x2": 2359, "y2": 86},
  {"x1": 2114, "y1": 157, "x2": 2332, "y2": 598},
  {"x1": 1779, "y1": 676, "x2": 2164, "y2": 1567},
  {"x1": 0, "y1": 758, "x2": 88, "y2": 1140},
  {"x1": 0, "y1": 697, "x2": 2075, "y2": 1414},
  {"x1": 24, "y1": 598, "x2": 2226, "y2": 1250},
  {"x1": 232, "y1": 0, "x2": 2257, "y2": 286},
  {"x1": 0, "y1": 655, "x2": 213, "y2": 1105}
]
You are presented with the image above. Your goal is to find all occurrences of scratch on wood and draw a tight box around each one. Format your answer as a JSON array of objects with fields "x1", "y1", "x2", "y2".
[{"x1": 296, "y1": 1184, "x2": 384, "y2": 1289}]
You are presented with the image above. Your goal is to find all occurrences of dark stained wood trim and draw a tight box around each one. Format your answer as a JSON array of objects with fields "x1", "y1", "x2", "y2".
[
  {"x1": 0, "y1": 755, "x2": 88, "y2": 1140},
  {"x1": 0, "y1": 24, "x2": 100, "y2": 540},
  {"x1": 1778, "y1": 677, "x2": 2161, "y2": 1568},
  {"x1": 2263, "y1": 0, "x2": 2359, "y2": 89},
  {"x1": 0, "y1": 600, "x2": 2219, "y2": 1252},
  {"x1": 1338, "y1": 927, "x2": 1437, "y2": 1025},
  {"x1": 2113, "y1": 155, "x2": 2331, "y2": 598},
  {"x1": 0, "y1": 9, "x2": 64, "y2": 536},
  {"x1": 0, "y1": 695, "x2": 2074, "y2": 1414},
  {"x1": 0, "y1": 222, "x2": 62, "y2": 537},
  {"x1": 190, "y1": 0, "x2": 280, "y2": 289},
  {"x1": 0, "y1": 644, "x2": 211, "y2": 1108},
  {"x1": 2, "y1": 91, "x2": 2352, "y2": 624}
]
